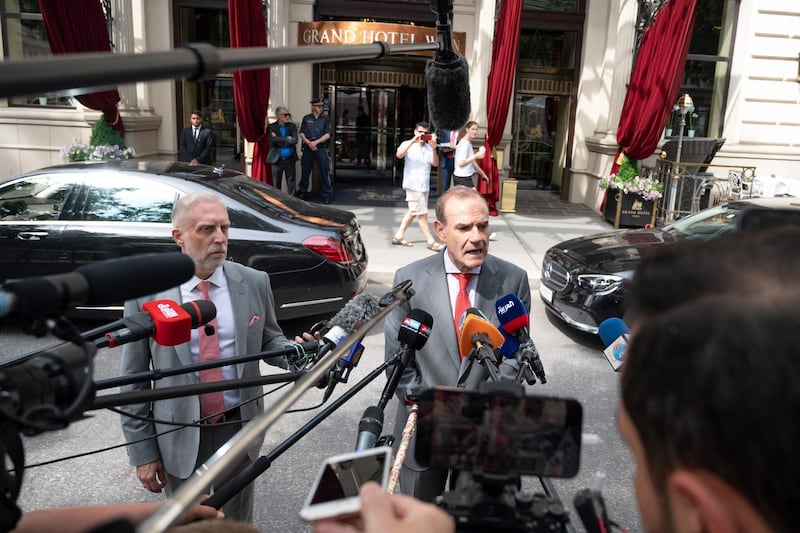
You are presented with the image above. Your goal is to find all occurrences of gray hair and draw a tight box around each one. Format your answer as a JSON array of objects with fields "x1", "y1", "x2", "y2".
[
  {"x1": 275, "y1": 106, "x2": 289, "y2": 115},
  {"x1": 172, "y1": 191, "x2": 225, "y2": 228}
]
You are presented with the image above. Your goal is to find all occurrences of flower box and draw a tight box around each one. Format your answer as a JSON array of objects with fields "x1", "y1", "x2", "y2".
[{"x1": 604, "y1": 190, "x2": 657, "y2": 228}]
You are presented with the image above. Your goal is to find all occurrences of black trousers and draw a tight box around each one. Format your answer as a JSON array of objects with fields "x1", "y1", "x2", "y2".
[{"x1": 272, "y1": 157, "x2": 296, "y2": 195}]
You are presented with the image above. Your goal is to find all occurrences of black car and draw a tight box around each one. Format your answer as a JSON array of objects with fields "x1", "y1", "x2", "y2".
[
  {"x1": 0, "y1": 160, "x2": 368, "y2": 320},
  {"x1": 539, "y1": 197, "x2": 800, "y2": 333}
]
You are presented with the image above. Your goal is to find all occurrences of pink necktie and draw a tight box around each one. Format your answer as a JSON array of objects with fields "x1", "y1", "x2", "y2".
[
  {"x1": 197, "y1": 280, "x2": 225, "y2": 423},
  {"x1": 453, "y1": 273, "x2": 474, "y2": 336}
]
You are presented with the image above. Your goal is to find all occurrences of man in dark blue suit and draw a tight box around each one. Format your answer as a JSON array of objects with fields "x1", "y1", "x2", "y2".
[{"x1": 179, "y1": 109, "x2": 215, "y2": 165}]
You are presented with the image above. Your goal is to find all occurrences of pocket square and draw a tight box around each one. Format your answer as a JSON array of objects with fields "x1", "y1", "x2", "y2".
[{"x1": 249, "y1": 315, "x2": 261, "y2": 327}]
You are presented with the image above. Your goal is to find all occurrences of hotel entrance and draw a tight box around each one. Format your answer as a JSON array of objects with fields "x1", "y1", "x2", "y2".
[{"x1": 321, "y1": 64, "x2": 428, "y2": 183}]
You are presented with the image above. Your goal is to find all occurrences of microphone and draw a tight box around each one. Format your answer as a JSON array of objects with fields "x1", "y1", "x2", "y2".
[
  {"x1": 354, "y1": 405, "x2": 384, "y2": 452},
  {"x1": 426, "y1": 0, "x2": 470, "y2": 131},
  {"x1": 378, "y1": 308, "x2": 433, "y2": 410},
  {"x1": 322, "y1": 340, "x2": 365, "y2": 402},
  {"x1": 458, "y1": 312, "x2": 504, "y2": 382},
  {"x1": 0, "y1": 252, "x2": 195, "y2": 323},
  {"x1": 97, "y1": 299, "x2": 216, "y2": 349},
  {"x1": 598, "y1": 317, "x2": 629, "y2": 372},
  {"x1": 314, "y1": 292, "x2": 382, "y2": 363},
  {"x1": 495, "y1": 293, "x2": 547, "y2": 384}
]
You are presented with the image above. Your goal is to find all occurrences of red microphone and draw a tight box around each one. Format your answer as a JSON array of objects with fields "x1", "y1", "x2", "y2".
[{"x1": 99, "y1": 299, "x2": 215, "y2": 348}]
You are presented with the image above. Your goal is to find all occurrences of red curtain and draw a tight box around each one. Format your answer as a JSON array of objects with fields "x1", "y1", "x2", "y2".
[
  {"x1": 479, "y1": 0, "x2": 522, "y2": 216},
  {"x1": 612, "y1": 0, "x2": 698, "y2": 174},
  {"x1": 229, "y1": 0, "x2": 271, "y2": 184},
  {"x1": 39, "y1": 0, "x2": 124, "y2": 136}
]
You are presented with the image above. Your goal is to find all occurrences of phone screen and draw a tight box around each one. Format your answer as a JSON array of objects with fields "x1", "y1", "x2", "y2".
[
  {"x1": 300, "y1": 446, "x2": 392, "y2": 522},
  {"x1": 414, "y1": 387, "x2": 582, "y2": 478}
]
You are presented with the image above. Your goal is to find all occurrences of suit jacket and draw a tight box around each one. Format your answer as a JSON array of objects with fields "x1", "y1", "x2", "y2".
[
  {"x1": 266, "y1": 120, "x2": 298, "y2": 164},
  {"x1": 120, "y1": 261, "x2": 294, "y2": 479},
  {"x1": 384, "y1": 251, "x2": 530, "y2": 471},
  {"x1": 179, "y1": 125, "x2": 215, "y2": 164}
]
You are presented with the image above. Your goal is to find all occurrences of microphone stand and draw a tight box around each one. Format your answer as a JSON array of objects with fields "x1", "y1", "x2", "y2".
[
  {"x1": 137, "y1": 281, "x2": 415, "y2": 533},
  {"x1": 93, "y1": 342, "x2": 318, "y2": 390},
  {"x1": 203, "y1": 353, "x2": 402, "y2": 509}
]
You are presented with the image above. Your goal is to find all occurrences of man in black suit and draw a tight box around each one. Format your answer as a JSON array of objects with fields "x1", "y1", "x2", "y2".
[
  {"x1": 266, "y1": 106, "x2": 299, "y2": 195},
  {"x1": 179, "y1": 109, "x2": 215, "y2": 165}
]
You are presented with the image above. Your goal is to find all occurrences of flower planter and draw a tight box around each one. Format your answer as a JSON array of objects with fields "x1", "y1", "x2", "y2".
[{"x1": 603, "y1": 190, "x2": 657, "y2": 228}]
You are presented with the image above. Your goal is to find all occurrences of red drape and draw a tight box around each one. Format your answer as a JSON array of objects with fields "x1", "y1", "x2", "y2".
[
  {"x1": 229, "y1": 0, "x2": 271, "y2": 184},
  {"x1": 612, "y1": 0, "x2": 698, "y2": 174},
  {"x1": 479, "y1": 0, "x2": 522, "y2": 216},
  {"x1": 39, "y1": 0, "x2": 124, "y2": 136}
]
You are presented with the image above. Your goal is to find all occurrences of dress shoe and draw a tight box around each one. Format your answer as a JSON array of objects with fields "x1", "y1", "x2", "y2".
[{"x1": 323, "y1": 196, "x2": 332, "y2": 204}]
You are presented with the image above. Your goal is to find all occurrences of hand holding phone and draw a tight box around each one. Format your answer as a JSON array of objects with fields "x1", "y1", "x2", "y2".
[
  {"x1": 420, "y1": 134, "x2": 432, "y2": 142},
  {"x1": 299, "y1": 446, "x2": 393, "y2": 523}
]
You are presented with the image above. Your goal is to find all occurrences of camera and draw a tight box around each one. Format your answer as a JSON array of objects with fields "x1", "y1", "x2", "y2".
[{"x1": 414, "y1": 383, "x2": 582, "y2": 532}]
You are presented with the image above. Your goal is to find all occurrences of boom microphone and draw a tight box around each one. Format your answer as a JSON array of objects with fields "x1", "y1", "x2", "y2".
[
  {"x1": 426, "y1": 0, "x2": 470, "y2": 131},
  {"x1": 598, "y1": 317, "x2": 629, "y2": 372},
  {"x1": 0, "y1": 252, "x2": 195, "y2": 323},
  {"x1": 495, "y1": 293, "x2": 547, "y2": 384},
  {"x1": 97, "y1": 299, "x2": 216, "y2": 349}
]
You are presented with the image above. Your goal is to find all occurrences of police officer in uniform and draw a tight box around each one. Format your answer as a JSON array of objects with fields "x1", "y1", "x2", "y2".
[{"x1": 298, "y1": 97, "x2": 334, "y2": 204}]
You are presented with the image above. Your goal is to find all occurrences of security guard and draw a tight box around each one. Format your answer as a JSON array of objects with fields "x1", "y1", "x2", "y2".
[{"x1": 298, "y1": 97, "x2": 334, "y2": 204}]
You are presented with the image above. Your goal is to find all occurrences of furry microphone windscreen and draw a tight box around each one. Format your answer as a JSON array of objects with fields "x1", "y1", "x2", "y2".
[
  {"x1": 426, "y1": 53, "x2": 471, "y2": 132},
  {"x1": 328, "y1": 291, "x2": 382, "y2": 334}
]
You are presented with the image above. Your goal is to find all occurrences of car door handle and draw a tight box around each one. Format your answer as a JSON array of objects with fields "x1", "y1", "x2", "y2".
[{"x1": 16, "y1": 231, "x2": 49, "y2": 241}]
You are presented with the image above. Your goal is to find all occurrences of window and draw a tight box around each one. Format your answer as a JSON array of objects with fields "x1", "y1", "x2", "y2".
[
  {"x1": 675, "y1": 0, "x2": 737, "y2": 138},
  {"x1": 1, "y1": 0, "x2": 74, "y2": 106},
  {"x1": 82, "y1": 175, "x2": 178, "y2": 223},
  {"x1": 0, "y1": 174, "x2": 77, "y2": 221}
]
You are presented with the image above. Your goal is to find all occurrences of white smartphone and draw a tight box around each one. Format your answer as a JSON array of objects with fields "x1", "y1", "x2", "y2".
[{"x1": 299, "y1": 446, "x2": 393, "y2": 523}]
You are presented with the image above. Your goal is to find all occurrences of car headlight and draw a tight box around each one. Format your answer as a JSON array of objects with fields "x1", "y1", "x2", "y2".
[{"x1": 576, "y1": 274, "x2": 624, "y2": 294}]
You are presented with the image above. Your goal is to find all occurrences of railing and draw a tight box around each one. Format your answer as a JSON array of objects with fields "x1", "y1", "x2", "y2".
[{"x1": 646, "y1": 159, "x2": 757, "y2": 224}]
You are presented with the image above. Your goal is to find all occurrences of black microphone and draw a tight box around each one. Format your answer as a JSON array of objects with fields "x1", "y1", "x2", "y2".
[
  {"x1": 378, "y1": 308, "x2": 433, "y2": 409},
  {"x1": 426, "y1": 0, "x2": 470, "y2": 131},
  {"x1": 354, "y1": 405, "x2": 384, "y2": 452},
  {"x1": 95, "y1": 299, "x2": 216, "y2": 349},
  {"x1": 0, "y1": 252, "x2": 195, "y2": 323}
]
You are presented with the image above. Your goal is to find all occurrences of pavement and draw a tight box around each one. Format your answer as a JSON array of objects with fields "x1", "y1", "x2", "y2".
[{"x1": 328, "y1": 177, "x2": 614, "y2": 286}]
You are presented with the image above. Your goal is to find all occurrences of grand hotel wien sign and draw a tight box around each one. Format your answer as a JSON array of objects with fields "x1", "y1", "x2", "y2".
[{"x1": 298, "y1": 21, "x2": 466, "y2": 56}]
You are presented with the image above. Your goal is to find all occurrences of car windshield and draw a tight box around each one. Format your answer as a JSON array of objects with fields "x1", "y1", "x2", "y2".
[{"x1": 662, "y1": 202, "x2": 743, "y2": 239}]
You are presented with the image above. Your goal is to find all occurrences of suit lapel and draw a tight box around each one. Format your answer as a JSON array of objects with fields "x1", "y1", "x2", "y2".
[
  {"x1": 475, "y1": 256, "x2": 501, "y2": 322},
  {"x1": 420, "y1": 258, "x2": 462, "y2": 372},
  {"x1": 223, "y1": 263, "x2": 248, "y2": 361}
]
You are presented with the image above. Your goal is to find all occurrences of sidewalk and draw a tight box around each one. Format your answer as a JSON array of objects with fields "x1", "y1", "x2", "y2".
[{"x1": 332, "y1": 178, "x2": 613, "y2": 287}]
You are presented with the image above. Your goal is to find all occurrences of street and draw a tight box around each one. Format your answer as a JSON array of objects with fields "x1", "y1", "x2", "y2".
[{"x1": 0, "y1": 278, "x2": 640, "y2": 532}]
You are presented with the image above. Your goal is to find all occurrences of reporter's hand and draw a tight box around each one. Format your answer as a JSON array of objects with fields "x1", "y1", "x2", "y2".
[{"x1": 313, "y1": 482, "x2": 455, "y2": 533}]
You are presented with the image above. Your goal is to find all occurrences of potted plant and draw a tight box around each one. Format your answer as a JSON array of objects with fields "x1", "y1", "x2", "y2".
[
  {"x1": 687, "y1": 112, "x2": 699, "y2": 137},
  {"x1": 59, "y1": 116, "x2": 135, "y2": 162},
  {"x1": 600, "y1": 155, "x2": 664, "y2": 227}
]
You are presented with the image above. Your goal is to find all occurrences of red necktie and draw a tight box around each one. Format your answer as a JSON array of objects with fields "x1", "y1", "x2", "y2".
[
  {"x1": 197, "y1": 280, "x2": 225, "y2": 423},
  {"x1": 453, "y1": 273, "x2": 474, "y2": 336}
]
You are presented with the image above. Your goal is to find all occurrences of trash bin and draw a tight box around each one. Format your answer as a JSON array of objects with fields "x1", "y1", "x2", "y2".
[{"x1": 500, "y1": 178, "x2": 517, "y2": 212}]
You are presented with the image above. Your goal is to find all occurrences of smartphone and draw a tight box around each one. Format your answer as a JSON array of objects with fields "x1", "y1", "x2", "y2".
[
  {"x1": 420, "y1": 134, "x2": 432, "y2": 141},
  {"x1": 414, "y1": 387, "x2": 582, "y2": 478},
  {"x1": 299, "y1": 446, "x2": 393, "y2": 523}
]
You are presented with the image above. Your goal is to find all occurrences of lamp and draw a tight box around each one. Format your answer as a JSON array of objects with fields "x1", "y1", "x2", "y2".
[{"x1": 666, "y1": 93, "x2": 694, "y2": 221}]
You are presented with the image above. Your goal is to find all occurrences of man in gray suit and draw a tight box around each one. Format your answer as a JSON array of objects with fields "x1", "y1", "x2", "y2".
[
  {"x1": 119, "y1": 191, "x2": 300, "y2": 522},
  {"x1": 384, "y1": 185, "x2": 531, "y2": 502}
]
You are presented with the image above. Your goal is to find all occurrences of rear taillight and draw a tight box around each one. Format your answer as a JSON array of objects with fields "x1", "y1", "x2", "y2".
[{"x1": 303, "y1": 235, "x2": 351, "y2": 264}]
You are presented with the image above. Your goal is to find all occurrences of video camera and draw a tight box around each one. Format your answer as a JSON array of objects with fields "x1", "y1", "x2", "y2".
[{"x1": 414, "y1": 382, "x2": 582, "y2": 532}]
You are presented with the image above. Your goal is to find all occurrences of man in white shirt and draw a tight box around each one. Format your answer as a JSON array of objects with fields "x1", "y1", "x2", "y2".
[{"x1": 392, "y1": 121, "x2": 444, "y2": 252}]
